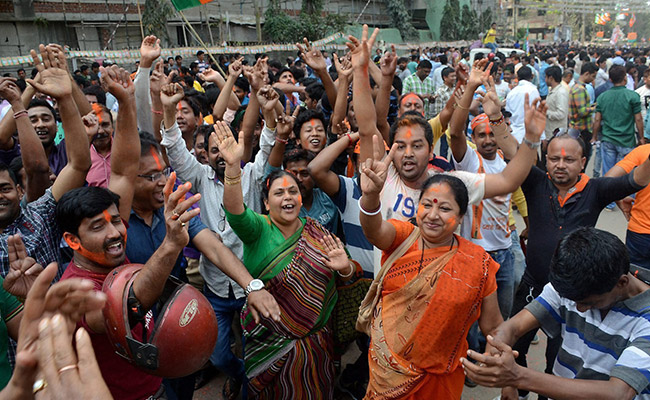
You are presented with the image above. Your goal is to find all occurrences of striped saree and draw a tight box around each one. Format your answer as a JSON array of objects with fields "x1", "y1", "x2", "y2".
[{"x1": 241, "y1": 218, "x2": 338, "y2": 399}]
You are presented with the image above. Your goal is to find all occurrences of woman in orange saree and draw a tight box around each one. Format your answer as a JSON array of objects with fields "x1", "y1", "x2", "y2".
[{"x1": 358, "y1": 171, "x2": 505, "y2": 400}]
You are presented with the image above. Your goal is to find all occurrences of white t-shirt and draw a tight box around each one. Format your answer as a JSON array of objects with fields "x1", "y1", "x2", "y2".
[
  {"x1": 636, "y1": 85, "x2": 650, "y2": 120},
  {"x1": 380, "y1": 164, "x2": 485, "y2": 221},
  {"x1": 495, "y1": 81, "x2": 511, "y2": 102},
  {"x1": 452, "y1": 144, "x2": 511, "y2": 251}
]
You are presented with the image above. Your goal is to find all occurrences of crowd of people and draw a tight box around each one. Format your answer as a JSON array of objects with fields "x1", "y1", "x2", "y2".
[{"x1": 0, "y1": 24, "x2": 649, "y2": 400}]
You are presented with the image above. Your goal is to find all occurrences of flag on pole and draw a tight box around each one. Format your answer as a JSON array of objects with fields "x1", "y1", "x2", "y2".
[
  {"x1": 630, "y1": 13, "x2": 636, "y2": 28},
  {"x1": 170, "y1": 0, "x2": 213, "y2": 11},
  {"x1": 524, "y1": 24, "x2": 529, "y2": 54}
]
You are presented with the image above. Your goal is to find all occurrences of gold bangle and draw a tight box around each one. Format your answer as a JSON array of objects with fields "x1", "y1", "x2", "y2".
[
  {"x1": 454, "y1": 102, "x2": 469, "y2": 110},
  {"x1": 224, "y1": 173, "x2": 241, "y2": 180},
  {"x1": 224, "y1": 177, "x2": 241, "y2": 185}
]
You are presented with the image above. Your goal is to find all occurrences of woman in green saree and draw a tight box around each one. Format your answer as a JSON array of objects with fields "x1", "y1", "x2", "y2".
[{"x1": 214, "y1": 121, "x2": 353, "y2": 399}]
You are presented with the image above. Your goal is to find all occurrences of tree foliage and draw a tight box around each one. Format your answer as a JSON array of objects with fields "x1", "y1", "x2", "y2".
[
  {"x1": 460, "y1": 5, "x2": 479, "y2": 40},
  {"x1": 440, "y1": 0, "x2": 461, "y2": 41},
  {"x1": 263, "y1": 0, "x2": 347, "y2": 42},
  {"x1": 142, "y1": 0, "x2": 174, "y2": 43},
  {"x1": 385, "y1": 0, "x2": 418, "y2": 41}
]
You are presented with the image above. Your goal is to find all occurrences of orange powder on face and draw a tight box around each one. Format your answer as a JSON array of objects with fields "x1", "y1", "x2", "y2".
[
  {"x1": 282, "y1": 176, "x2": 290, "y2": 187},
  {"x1": 91, "y1": 103, "x2": 104, "y2": 123},
  {"x1": 309, "y1": 119, "x2": 316, "y2": 127},
  {"x1": 103, "y1": 210, "x2": 112, "y2": 223},
  {"x1": 406, "y1": 128, "x2": 412, "y2": 139},
  {"x1": 177, "y1": 102, "x2": 183, "y2": 111},
  {"x1": 561, "y1": 147, "x2": 566, "y2": 157},
  {"x1": 150, "y1": 147, "x2": 162, "y2": 170},
  {"x1": 401, "y1": 93, "x2": 420, "y2": 105}
]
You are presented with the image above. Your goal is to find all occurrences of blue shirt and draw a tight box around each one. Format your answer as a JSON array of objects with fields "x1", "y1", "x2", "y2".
[
  {"x1": 126, "y1": 208, "x2": 207, "y2": 279},
  {"x1": 299, "y1": 188, "x2": 340, "y2": 235},
  {"x1": 538, "y1": 62, "x2": 549, "y2": 97}
]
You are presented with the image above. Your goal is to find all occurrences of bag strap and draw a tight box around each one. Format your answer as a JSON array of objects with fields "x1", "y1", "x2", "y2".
[{"x1": 374, "y1": 226, "x2": 421, "y2": 287}]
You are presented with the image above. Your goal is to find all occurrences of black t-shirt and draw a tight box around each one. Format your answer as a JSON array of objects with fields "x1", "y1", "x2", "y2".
[{"x1": 521, "y1": 166, "x2": 643, "y2": 288}]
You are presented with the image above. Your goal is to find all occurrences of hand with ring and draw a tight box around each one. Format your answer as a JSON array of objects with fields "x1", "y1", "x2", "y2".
[
  {"x1": 162, "y1": 172, "x2": 201, "y2": 250},
  {"x1": 33, "y1": 314, "x2": 112, "y2": 399}
]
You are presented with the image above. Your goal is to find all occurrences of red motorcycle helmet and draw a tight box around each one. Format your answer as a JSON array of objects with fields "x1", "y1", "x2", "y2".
[{"x1": 102, "y1": 264, "x2": 218, "y2": 378}]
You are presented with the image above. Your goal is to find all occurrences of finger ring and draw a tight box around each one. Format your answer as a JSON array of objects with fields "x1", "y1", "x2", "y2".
[
  {"x1": 180, "y1": 222, "x2": 186, "y2": 227},
  {"x1": 58, "y1": 364, "x2": 78, "y2": 374},
  {"x1": 171, "y1": 211, "x2": 180, "y2": 220},
  {"x1": 33, "y1": 378, "x2": 47, "y2": 394},
  {"x1": 479, "y1": 363, "x2": 486, "y2": 368}
]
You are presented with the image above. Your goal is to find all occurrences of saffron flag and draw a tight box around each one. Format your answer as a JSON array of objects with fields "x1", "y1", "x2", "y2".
[
  {"x1": 630, "y1": 13, "x2": 636, "y2": 28},
  {"x1": 170, "y1": 0, "x2": 213, "y2": 11}
]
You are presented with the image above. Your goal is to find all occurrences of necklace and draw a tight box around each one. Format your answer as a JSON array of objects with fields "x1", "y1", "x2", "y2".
[{"x1": 418, "y1": 236, "x2": 455, "y2": 273}]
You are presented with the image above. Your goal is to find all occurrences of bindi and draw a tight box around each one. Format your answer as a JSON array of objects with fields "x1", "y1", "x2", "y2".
[
  {"x1": 433, "y1": 198, "x2": 438, "y2": 203},
  {"x1": 309, "y1": 119, "x2": 316, "y2": 127}
]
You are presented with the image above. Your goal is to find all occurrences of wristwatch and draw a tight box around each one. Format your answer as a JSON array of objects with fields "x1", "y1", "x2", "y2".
[
  {"x1": 245, "y1": 279, "x2": 264, "y2": 296},
  {"x1": 522, "y1": 137, "x2": 541, "y2": 150}
]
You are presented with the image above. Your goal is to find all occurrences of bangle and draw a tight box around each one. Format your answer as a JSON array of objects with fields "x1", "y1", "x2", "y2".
[
  {"x1": 522, "y1": 137, "x2": 541, "y2": 150},
  {"x1": 454, "y1": 102, "x2": 469, "y2": 110},
  {"x1": 224, "y1": 176, "x2": 241, "y2": 185},
  {"x1": 276, "y1": 136, "x2": 289, "y2": 144},
  {"x1": 489, "y1": 114, "x2": 504, "y2": 127},
  {"x1": 338, "y1": 261, "x2": 355, "y2": 279},
  {"x1": 151, "y1": 109, "x2": 163, "y2": 115},
  {"x1": 13, "y1": 110, "x2": 28, "y2": 119},
  {"x1": 346, "y1": 133, "x2": 355, "y2": 148},
  {"x1": 358, "y1": 197, "x2": 382, "y2": 216}
]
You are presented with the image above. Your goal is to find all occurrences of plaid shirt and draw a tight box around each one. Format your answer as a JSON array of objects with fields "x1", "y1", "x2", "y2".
[
  {"x1": 403, "y1": 74, "x2": 435, "y2": 118},
  {"x1": 432, "y1": 84, "x2": 453, "y2": 117},
  {"x1": 569, "y1": 81, "x2": 593, "y2": 131}
]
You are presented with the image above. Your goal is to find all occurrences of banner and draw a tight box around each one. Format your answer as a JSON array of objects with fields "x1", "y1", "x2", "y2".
[{"x1": 170, "y1": 0, "x2": 213, "y2": 11}]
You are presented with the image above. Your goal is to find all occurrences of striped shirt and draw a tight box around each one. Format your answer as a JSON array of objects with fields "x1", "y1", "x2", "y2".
[{"x1": 527, "y1": 283, "x2": 650, "y2": 397}]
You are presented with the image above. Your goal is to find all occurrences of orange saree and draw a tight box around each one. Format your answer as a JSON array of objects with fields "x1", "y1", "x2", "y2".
[{"x1": 365, "y1": 220, "x2": 499, "y2": 400}]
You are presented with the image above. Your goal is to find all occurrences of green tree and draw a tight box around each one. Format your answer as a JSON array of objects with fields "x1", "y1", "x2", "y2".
[
  {"x1": 478, "y1": 8, "x2": 493, "y2": 34},
  {"x1": 440, "y1": 0, "x2": 461, "y2": 41},
  {"x1": 263, "y1": 2, "x2": 301, "y2": 43},
  {"x1": 142, "y1": 0, "x2": 174, "y2": 43},
  {"x1": 263, "y1": 0, "x2": 347, "y2": 42},
  {"x1": 460, "y1": 5, "x2": 479, "y2": 40},
  {"x1": 385, "y1": 0, "x2": 418, "y2": 41}
]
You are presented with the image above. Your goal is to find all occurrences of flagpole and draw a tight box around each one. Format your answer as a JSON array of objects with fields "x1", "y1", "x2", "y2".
[{"x1": 178, "y1": 10, "x2": 226, "y2": 76}]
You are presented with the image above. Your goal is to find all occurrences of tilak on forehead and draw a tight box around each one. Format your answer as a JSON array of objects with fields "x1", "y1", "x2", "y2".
[
  {"x1": 102, "y1": 210, "x2": 112, "y2": 223},
  {"x1": 309, "y1": 119, "x2": 316, "y2": 127},
  {"x1": 150, "y1": 147, "x2": 162, "y2": 170},
  {"x1": 91, "y1": 103, "x2": 104, "y2": 123},
  {"x1": 401, "y1": 93, "x2": 421, "y2": 105},
  {"x1": 406, "y1": 128, "x2": 412, "y2": 139},
  {"x1": 561, "y1": 147, "x2": 566, "y2": 157}
]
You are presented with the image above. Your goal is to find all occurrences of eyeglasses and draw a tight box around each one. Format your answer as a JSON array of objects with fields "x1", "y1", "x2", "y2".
[{"x1": 138, "y1": 167, "x2": 171, "y2": 182}]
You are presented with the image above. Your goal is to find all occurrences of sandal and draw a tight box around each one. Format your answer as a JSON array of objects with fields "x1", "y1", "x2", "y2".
[{"x1": 222, "y1": 377, "x2": 242, "y2": 400}]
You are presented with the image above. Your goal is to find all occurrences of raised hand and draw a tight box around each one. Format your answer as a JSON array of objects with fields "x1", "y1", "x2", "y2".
[
  {"x1": 36, "y1": 315, "x2": 113, "y2": 400},
  {"x1": 4, "y1": 234, "x2": 44, "y2": 299},
  {"x1": 297, "y1": 38, "x2": 327, "y2": 72},
  {"x1": 82, "y1": 112, "x2": 99, "y2": 143},
  {"x1": 198, "y1": 68, "x2": 224, "y2": 84},
  {"x1": 455, "y1": 63, "x2": 469, "y2": 86},
  {"x1": 467, "y1": 58, "x2": 491, "y2": 90},
  {"x1": 139, "y1": 35, "x2": 161, "y2": 67},
  {"x1": 27, "y1": 44, "x2": 72, "y2": 99},
  {"x1": 379, "y1": 45, "x2": 397, "y2": 76},
  {"x1": 333, "y1": 53, "x2": 353, "y2": 80},
  {"x1": 160, "y1": 82, "x2": 185, "y2": 109},
  {"x1": 163, "y1": 171, "x2": 201, "y2": 250},
  {"x1": 481, "y1": 75, "x2": 503, "y2": 118},
  {"x1": 228, "y1": 57, "x2": 244, "y2": 77},
  {"x1": 213, "y1": 121, "x2": 245, "y2": 166},
  {"x1": 256, "y1": 84, "x2": 280, "y2": 112},
  {"x1": 523, "y1": 94, "x2": 547, "y2": 142},
  {"x1": 360, "y1": 135, "x2": 396, "y2": 196},
  {"x1": 347, "y1": 24, "x2": 379, "y2": 71},
  {"x1": 149, "y1": 61, "x2": 165, "y2": 95},
  {"x1": 276, "y1": 105, "x2": 298, "y2": 140},
  {"x1": 246, "y1": 57, "x2": 268, "y2": 92},
  {"x1": 100, "y1": 65, "x2": 135, "y2": 102},
  {"x1": 320, "y1": 235, "x2": 350, "y2": 273},
  {"x1": 0, "y1": 77, "x2": 22, "y2": 105}
]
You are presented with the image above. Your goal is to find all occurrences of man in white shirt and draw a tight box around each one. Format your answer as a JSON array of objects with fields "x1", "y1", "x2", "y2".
[
  {"x1": 544, "y1": 66, "x2": 569, "y2": 138},
  {"x1": 594, "y1": 56, "x2": 609, "y2": 89},
  {"x1": 432, "y1": 54, "x2": 449, "y2": 91},
  {"x1": 506, "y1": 66, "x2": 541, "y2": 142},
  {"x1": 636, "y1": 69, "x2": 650, "y2": 121}
]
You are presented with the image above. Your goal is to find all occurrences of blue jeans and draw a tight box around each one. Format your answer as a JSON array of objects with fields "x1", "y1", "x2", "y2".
[
  {"x1": 203, "y1": 287, "x2": 246, "y2": 382},
  {"x1": 601, "y1": 140, "x2": 633, "y2": 177},
  {"x1": 488, "y1": 248, "x2": 515, "y2": 319},
  {"x1": 439, "y1": 134, "x2": 449, "y2": 160},
  {"x1": 509, "y1": 229, "x2": 526, "y2": 288},
  {"x1": 626, "y1": 230, "x2": 650, "y2": 270},
  {"x1": 485, "y1": 42, "x2": 498, "y2": 53},
  {"x1": 467, "y1": 247, "x2": 515, "y2": 353}
]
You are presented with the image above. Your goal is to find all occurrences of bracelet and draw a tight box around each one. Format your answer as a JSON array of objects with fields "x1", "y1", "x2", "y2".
[
  {"x1": 358, "y1": 197, "x2": 382, "y2": 216},
  {"x1": 338, "y1": 261, "x2": 355, "y2": 279},
  {"x1": 489, "y1": 114, "x2": 504, "y2": 127},
  {"x1": 522, "y1": 137, "x2": 541, "y2": 150},
  {"x1": 346, "y1": 133, "x2": 355, "y2": 148},
  {"x1": 151, "y1": 109, "x2": 163, "y2": 115},
  {"x1": 13, "y1": 110, "x2": 28, "y2": 119},
  {"x1": 224, "y1": 176, "x2": 241, "y2": 185},
  {"x1": 454, "y1": 102, "x2": 469, "y2": 111},
  {"x1": 276, "y1": 136, "x2": 289, "y2": 144}
]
